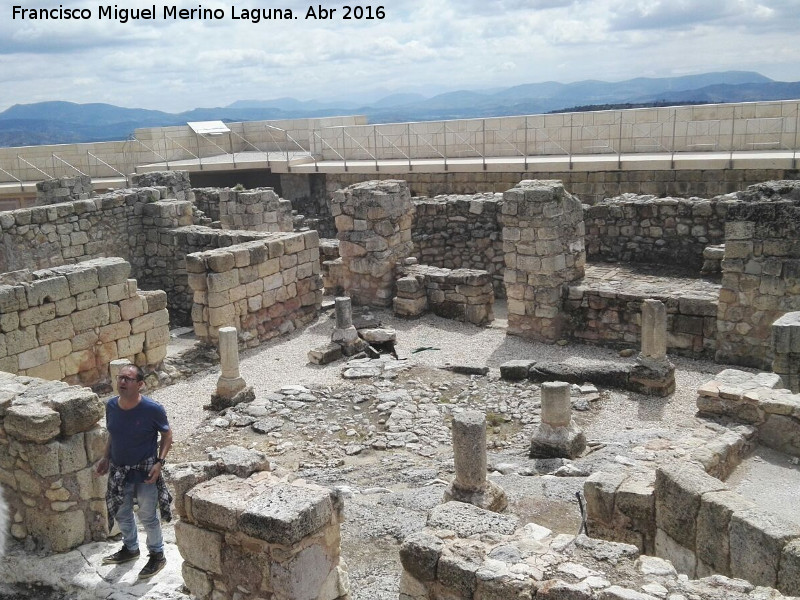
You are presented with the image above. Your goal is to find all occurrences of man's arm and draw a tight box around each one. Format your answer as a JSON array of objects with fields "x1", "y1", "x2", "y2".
[
  {"x1": 95, "y1": 437, "x2": 111, "y2": 476},
  {"x1": 145, "y1": 428, "x2": 172, "y2": 484}
]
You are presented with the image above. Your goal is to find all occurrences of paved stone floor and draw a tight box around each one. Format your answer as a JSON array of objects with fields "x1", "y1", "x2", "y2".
[{"x1": 582, "y1": 262, "x2": 721, "y2": 300}]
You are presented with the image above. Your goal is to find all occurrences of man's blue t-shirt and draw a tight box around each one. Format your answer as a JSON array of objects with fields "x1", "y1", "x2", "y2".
[{"x1": 106, "y1": 395, "x2": 170, "y2": 483}]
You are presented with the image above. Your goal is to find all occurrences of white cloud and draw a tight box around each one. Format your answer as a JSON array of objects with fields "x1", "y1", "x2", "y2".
[{"x1": 0, "y1": 0, "x2": 798, "y2": 111}]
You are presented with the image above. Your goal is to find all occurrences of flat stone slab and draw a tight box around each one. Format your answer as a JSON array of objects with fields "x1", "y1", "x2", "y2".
[{"x1": 427, "y1": 501, "x2": 518, "y2": 537}]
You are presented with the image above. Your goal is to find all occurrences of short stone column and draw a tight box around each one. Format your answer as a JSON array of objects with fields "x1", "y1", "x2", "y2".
[
  {"x1": 331, "y1": 296, "x2": 364, "y2": 356},
  {"x1": 630, "y1": 299, "x2": 676, "y2": 396},
  {"x1": 529, "y1": 382, "x2": 586, "y2": 458},
  {"x1": 443, "y1": 411, "x2": 507, "y2": 512},
  {"x1": 640, "y1": 299, "x2": 667, "y2": 360},
  {"x1": 176, "y1": 472, "x2": 350, "y2": 600},
  {"x1": 330, "y1": 180, "x2": 414, "y2": 307},
  {"x1": 772, "y1": 311, "x2": 800, "y2": 392},
  {"x1": 499, "y1": 180, "x2": 585, "y2": 342},
  {"x1": 210, "y1": 327, "x2": 254, "y2": 410}
]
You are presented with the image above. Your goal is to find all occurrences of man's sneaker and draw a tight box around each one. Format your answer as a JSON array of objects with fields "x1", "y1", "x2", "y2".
[
  {"x1": 137, "y1": 552, "x2": 166, "y2": 580},
  {"x1": 102, "y1": 545, "x2": 140, "y2": 564}
]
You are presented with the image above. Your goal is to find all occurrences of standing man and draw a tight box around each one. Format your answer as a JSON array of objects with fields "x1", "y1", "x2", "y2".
[{"x1": 95, "y1": 364, "x2": 173, "y2": 580}]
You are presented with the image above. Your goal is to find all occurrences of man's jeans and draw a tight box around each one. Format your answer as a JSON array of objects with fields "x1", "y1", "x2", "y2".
[{"x1": 116, "y1": 481, "x2": 164, "y2": 554}]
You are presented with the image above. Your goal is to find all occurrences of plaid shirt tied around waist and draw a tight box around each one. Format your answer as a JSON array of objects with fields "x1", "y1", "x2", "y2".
[{"x1": 106, "y1": 457, "x2": 173, "y2": 530}]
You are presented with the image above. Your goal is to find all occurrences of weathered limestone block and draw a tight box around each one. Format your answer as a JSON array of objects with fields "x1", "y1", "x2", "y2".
[
  {"x1": 779, "y1": 539, "x2": 800, "y2": 596},
  {"x1": 696, "y1": 490, "x2": 756, "y2": 575},
  {"x1": 499, "y1": 359, "x2": 536, "y2": 381},
  {"x1": 400, "y1": 532, "x2": 445, "y2": 582},
  {"x1": 24, "y1": 509, "x2": 86, "y2": 553},
  {"x1": 729, "y1": 508, "x2": 800, "y2": 588},
  {"x1": 772, "y1": 311, "x2": 800, "y2": 392},
  {"x1": 49, "y1": 388, "x2": 103, "y2": 436},
  {"x1": 180, "y1": 471, "x2": 348, "y2": 600},
  {"x1": 427, "y1": 502, "x2": 519, "y2": 537},
  {"x1": 4, "y1": 403, "x2": 61, "y2": 443},
  {"x1": 654, "y1": 462, "x2": 726, "y2": 550}
]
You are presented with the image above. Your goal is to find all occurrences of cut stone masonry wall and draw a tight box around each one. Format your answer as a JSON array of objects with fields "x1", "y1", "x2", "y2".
[
  {"x1": 411, "y1": 194, "x2": 505, "y2": 297},
  {"x1": 499, "y1": 180, "x2": 586, "y2": 342},
  {"x1": 397, "y1": 499, "x2": 796, "y2": 600},
  {"x1": 36, "y1": 176, "x2": 93, "y2": 205},
  {"x1": 0, "y1": 257, "x2": 169, "y2": 387},
  {"x1": 562, "y1": 284, "x2": 718, "y2": 358},
  {"x1": 394, "y1": 263, "x2": 494, "y2": 326},
  {"x1": 330, "y1": 180, "x2": 414, "y2": 307},
  {"x1": 584, "y1": 195, "x2": 731, "y2": 270},
  {"x1": 0, "y1": 372, "x2": 107, "y2": 553},
  {"x1": 186, "y1": 231, "x2": 322, "y2": 346},
  {"x1": 170, "y1": 447, "x2": 349, "y2": 600},
  {"x1": 130, "y1": 170, "x2": 194, "y2": 201},
  {"x1": 585, "y1": 368, "x2": 800, "y2": 595},
  {"x1": 218, "y1": 188, "x2": 293, "y2": 232},
  {"x1": 325, "y1": 168, "x2": 800, "y2": 205},
  {"x1": 715, "y1": 197, "x2": 800, "y2": 369}
]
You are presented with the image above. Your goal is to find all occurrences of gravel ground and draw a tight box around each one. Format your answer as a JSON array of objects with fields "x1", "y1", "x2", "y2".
[
  {"x1": 151, "y1": 301, "x2": 721, "y2": 443},
  {"x1": 143, "y1": 301, "x2": 751, "y2": 600}
]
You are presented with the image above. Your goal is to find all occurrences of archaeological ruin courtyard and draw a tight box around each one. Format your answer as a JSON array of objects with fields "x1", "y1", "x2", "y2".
[{"x1": 0, "y1": 104, "x2": 799, "y2": 600}]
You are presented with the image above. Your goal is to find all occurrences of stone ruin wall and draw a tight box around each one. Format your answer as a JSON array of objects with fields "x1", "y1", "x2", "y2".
[
  {"x1": 193, "y1": 187, "x2": 294, "y2": 232},
  {"x1": 0, "y1": 187, "x2": 161, "y2": 275},
  {"x1": 584, "y1": 196, "x2": 731, "y2": 270},
  {"x1": 36, "y1": 175, "x2": 93, "y2": 205},
  {"x1": 499, "y1": 180, "x2": 586, "y2": 342},
  {"x1": 171, "y1": 452, "x2": 349, "y2": 600},
  {"x1": 562, "y1": 284, "x2": 718, "y2": 359},
  {"x1": 0, "y1": 257, "x2": 169, "y2": 388},
  {"x1": 411, "y1": 194, "x2": 505, "y2": 297},
  {"x1": 585, "y1": 367, "x2": 800, "y2": 595},
  {"x1": 330, "y1": 180, "x2": 414, "y2": 307},
  {"x1": 324, "y1": 167, "x2": 800, "y2": 205},
  {"x1": 716, "y1": 189, "x2": 800, "y2": 370},
  {"x1": 0, "y1": 373, "x2": 108, "y2": 553},
  {"x1": 186, "y1": 230, "x2": 322, "y2": 346}
]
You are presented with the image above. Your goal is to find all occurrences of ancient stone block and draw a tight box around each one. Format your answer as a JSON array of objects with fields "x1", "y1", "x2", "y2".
[
  {"x1": 729, "y1": 507, "x2": 800, "y2": 588},
  {"x1": 174, "y1": 520, "x2": 224, "y2": 574},
  {"x1": 427, "y1": 501, "x2": 518, "y2": 537},
  {"x1": 400, "y1": 532, "x2": 444, "y2": 582},
  {"x1": 4, "y1": 403, "x2": 61, "y2": 443},
  {"x1": 49, "y1": 388, "x2": 103, "y2": 436},
  {"x1": 25, "y1": 508, "x2": 86, "y2": 552},
  {"x1": 696, "y1": 490, "x2": 756, "y2": 574},
  {"x1": 654, "y1": 462, "x2": 725, "y2": 549},
  {"x1": 239, "y1": 482, "x2": 335, "y2": 545}
]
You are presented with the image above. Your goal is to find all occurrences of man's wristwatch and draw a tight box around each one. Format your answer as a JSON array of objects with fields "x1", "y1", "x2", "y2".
[{"x1": 155, "y1": 457, "x2": 166, "y2": 465}]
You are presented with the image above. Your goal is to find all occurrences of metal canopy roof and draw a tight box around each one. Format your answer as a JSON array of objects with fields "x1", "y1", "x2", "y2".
[{"x1": 187, "y1": 121, "x2": 230, "y2": 135}]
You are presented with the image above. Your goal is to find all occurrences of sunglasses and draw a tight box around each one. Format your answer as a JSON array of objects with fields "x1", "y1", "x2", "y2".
[{"x1": 117, "y1": 375, "x2": 141, "y2": 383}]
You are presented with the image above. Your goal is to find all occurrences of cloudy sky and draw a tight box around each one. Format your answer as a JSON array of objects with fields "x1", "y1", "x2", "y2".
[{"x1": 2, "y1": 0, "x2": 799, "y2": 112}]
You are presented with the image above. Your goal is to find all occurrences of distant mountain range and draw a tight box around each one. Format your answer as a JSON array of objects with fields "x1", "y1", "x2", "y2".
[{"x1": 2, "y1": 71, "x2": 799, "y2": 147}]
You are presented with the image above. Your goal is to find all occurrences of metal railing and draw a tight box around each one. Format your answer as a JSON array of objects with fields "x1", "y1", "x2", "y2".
[
  {"x1": 312, "y1": 101, "x2": 800, "y2": 169},
  {"x1": 0, "y1": 101, "x2": 798, "y2": 185}
]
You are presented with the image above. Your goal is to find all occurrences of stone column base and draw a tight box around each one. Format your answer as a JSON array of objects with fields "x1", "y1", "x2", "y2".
[
  {"x1": 629, "y1": 357, "x2": 676, "y2": 397},
  {"x1": 529, "y1": 422, "x2": 586, "y2": 459},
  {"x1": 443, "y1": 480, "x2": 508, "y2": 513},
  {"x1": 209, "y1": 385, "x2": 255, "y2": 410}
]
